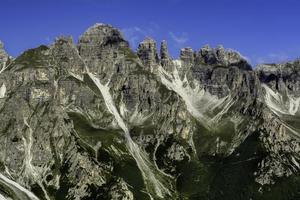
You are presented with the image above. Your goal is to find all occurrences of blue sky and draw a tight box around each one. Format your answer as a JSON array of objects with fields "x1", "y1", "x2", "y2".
[{"x1": 1, "y1": 0, "x2": 300, "y2": 66}]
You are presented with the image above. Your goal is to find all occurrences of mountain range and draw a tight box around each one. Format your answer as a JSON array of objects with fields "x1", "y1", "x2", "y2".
[{"x1": 0, "y1": 23, "x2": 300, "y2": 200}]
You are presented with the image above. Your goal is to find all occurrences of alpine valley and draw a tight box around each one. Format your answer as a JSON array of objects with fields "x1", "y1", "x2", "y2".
[{"x1": 0, "y1": 23, "x2": 300, "y2": 200}]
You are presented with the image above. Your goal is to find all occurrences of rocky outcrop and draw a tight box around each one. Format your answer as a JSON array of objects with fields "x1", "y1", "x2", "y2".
[
  {"x1": 257, "y1": 60, "x2": 300, "y2": 94},
  {"x1": 160, "y1": 40, "x2": 169, "y2": 60},
  {"x1": 180, "y1": 47, "x2": 194, "y2": 66},
  {"x1": 78, "y1": 23, "x2": 128, "y2": 49},
  {"x1": 160, "y1": 40, "x2": 171, "y2": 67},
  {"x1": 0, "y1": 41, "x2": 8, "y2": 68},
  {"x1": 194, "y1": 44, "x2": 252, "y2": 70},
  {"x1": 137, "y1": 38, "x2": 159, "y2": 67}
]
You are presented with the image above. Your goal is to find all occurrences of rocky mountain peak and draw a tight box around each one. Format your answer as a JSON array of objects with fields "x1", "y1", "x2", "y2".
[
  {"x1": 160, "y1": 40, "x2": 172, "y2": 67},
  {"x1": 198, "y1": 44, "x2": 251, "y2": 69},
  {"x1": 198, "y1": 44, "x2": 218, "y2": 64},
  {"x1": 77, "y1": 23, "x2": 129, "y2": 72},
  {"x1": 137, "y1": 37, "x2": 159, "y2": 66},
  {"x1": 180, "y1": 47, "x2": 194, "y2": 65},
  {"x1": 54, "y1": 36, "x2": 74, "y2": 45},
  {"x1": 160, "y1": 40, "x2": 169, "y2": 59},
  {"x1": 78, "y1": 23, "x2": 128, "y2": 48},
  {"x1": 256, "y1": 60, "x2": 300, "y2": 94}
]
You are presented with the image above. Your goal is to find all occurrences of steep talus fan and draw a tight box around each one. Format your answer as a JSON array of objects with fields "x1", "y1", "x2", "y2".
[{"x1": 0, "y1": 23, "x2": 300, "y2": 200}]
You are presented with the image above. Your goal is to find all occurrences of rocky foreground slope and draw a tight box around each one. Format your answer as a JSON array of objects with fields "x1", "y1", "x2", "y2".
[{"x1": 0, "y1": 23, "x2": 299, "y2": 200}]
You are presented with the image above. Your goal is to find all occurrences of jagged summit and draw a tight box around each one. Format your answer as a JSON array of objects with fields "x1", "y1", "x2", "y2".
[
  {"x1": 2, "y1": 23, "x2": 253, "y2": 70},
  {"x1": 133, "y1": 36, "x2": 251, "y2": 70},
  {"x1": 54, "y1": 35, "x2": 74, "y2": 45},
  {"x1": 256, "y1": 59, "x2": 300, "y2": 77},
  {"x1": 196, "y1": 44, "x2": 251, "y2": 69},
  {"x1": 180, "y1": 47, "x2": 194, "y2": 64},
  {"x1": 160, "y1": 40, "x2": 172, "y2": 67},
  {"x1": 160, "y1": 40, "x2": 169, "y2": 59},
  {"x1": 137, "y1": 37, "x2": 159, "y2": 66},
  {"x1": 78, "y1": 23, "x2": 128, "y2": 48}
]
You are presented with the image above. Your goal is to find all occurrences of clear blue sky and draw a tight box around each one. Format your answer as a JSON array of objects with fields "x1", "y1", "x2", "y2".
[{"x1": 1, "y1": 0, "x2": 300, "y2": 66}]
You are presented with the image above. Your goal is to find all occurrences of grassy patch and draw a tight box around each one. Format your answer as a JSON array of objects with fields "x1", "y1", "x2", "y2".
[
  {"x1": 119, "y1": 46, "x2": 138, "y2": 61},
  {"x1": 12, "y1": 45, "x2": 50, "y2": 71}
]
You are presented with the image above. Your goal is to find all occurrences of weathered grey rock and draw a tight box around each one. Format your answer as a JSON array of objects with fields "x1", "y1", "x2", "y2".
[
  {"x1": 257, "y1": 60, "x2": 300, "y2": 93},
  {"x1": 108, "y1": 179, "x2": 134, "y2": 200},
  {"x1": 160, "y1": 40, "x2": 169, "y2": 60},
  {"x1": 195, "y1": 44, "x2": 251, "y2": 70},
  {"x1": 137, "y1": 38, "x2": 159, "y2": 67},
  {"x1": 78, "y1": 23, "x2": 128, "y2": 48},
  {"x1": 180, "y1": 47, "x2": 194, "y2": 65},
  {"x1": 0, "y1": 41, "x2": 8, "y2": 68},
  {"x1": 160, "y1": 40, "x2": 171, "y2": 66}
]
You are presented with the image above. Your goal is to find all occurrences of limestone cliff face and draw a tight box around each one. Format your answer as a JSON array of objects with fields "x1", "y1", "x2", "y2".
[
  {"x1": 0, "y1": 24, "x2": 300, "y2": 200},
  {"x1": 0, "y1": 41, "x2": 9, "y2": 69},
  {"x1": 255, "y1": 61, "x2": 300, "y2": 186}
]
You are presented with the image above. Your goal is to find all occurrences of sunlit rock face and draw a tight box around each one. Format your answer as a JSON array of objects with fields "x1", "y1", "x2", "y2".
[
  {"x1": 256, "y1": 61, "x2": 300, "y2": 188},
  {"x1": 0, "y1": 41, "x2": 9, "y2": 69},
  {"x1": 0, "y1": 23, "x2": 300, "y2": 200}
]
